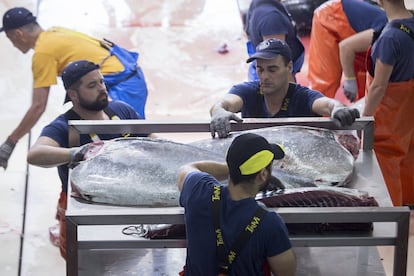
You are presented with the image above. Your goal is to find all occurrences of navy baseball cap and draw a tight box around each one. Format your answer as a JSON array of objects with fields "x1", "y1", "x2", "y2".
[
  {"x1": 226, "y1": 133, "x2": 285, "y2": 178},
  {"x1": 246, "y1": 38, "x2": 292, "y2": 63},
  {"x1": 0, "y1": 7, "x2": 37, "y2": 32},
  {"x1": 61, "y1": 60, "x2": 100, "y2": 90}
]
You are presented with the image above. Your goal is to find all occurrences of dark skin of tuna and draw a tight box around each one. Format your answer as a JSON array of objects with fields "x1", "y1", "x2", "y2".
[
  {"x1": 258, "y1": 189, "x2": 379, "y2": 208},
  {"x1": 145, "y1": 188, "x2": 378, "y2": 239}
]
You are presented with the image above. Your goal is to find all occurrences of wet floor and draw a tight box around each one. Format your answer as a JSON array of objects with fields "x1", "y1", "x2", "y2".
[{"x1": 0, "y1": 0, "x2": 413, "y2": 275}]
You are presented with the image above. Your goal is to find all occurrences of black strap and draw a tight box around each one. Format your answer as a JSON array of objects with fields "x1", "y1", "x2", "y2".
[
  {"x1": 104, "y1": 106, "x2": 117, "y2": 119},
  {"x1": 212, "y1": 186, "x2": 226, "y2": 270},
  {"x1": 64, "y1": 109, "x2": 81, "y2": 120},
  {"x1": 64, "y1": 106, "x2": 117, "y2": 120},
  {"x1": 100, "y1": 38, "x2": 115, "y2": 51},
  {"x1": 212, "y1": 185, "x2": 267, "y2": 274},
  {"x1": 64, "y1": 106, "x2": 126, "y2": 140}
]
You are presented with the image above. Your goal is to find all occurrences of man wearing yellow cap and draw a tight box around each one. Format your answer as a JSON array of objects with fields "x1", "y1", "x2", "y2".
[{"x1": 177, "y1": 133, "x2": 296, "y2": 275}]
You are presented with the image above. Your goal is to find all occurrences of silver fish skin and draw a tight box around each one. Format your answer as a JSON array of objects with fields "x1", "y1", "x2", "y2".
[
  {"x1": 71, "y1": 126, "x2": 356, "y2": 206},
  {"x1": 190, "y1": 126, "x2": 356, "y2": 188},
  {"x1": 70, "y1": 137, "x2": 224, "y2": 207}
]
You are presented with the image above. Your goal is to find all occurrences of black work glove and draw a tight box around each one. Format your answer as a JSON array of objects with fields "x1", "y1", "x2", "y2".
[
  {"x1": 68, "y1": 141, "x2": 105, "y2": 169},
  {"x1": 0, "y1": 138, "x2": 16, "y2": 170},
  {"x1": 210, "y1": 109, "x2": 243, "y2": 138},
  {"x1": 331, "y1": 107, "x2": 360, "y2": 127},
  {"x1": 68, "y1": 145, "x2": 90, "y2": 169}
]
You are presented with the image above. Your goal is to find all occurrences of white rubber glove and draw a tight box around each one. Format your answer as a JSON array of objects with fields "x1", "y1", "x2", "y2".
[{"x1": 343, "y1": 78, "x2": 358, "y2": 102}]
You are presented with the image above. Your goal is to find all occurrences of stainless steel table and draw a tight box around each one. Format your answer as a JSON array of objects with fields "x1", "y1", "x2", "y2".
[{"x1": 66, "y1": 118, "x2": 410, "y2": 276}]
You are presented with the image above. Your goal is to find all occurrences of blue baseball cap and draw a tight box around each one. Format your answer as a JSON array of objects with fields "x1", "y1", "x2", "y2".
[
  {"x1": 0, "y1": 7, "x2": 37, "y2": 32},
  {"x1": 61, "y1": 60, "x2": 100, "y2": 90},
  {"x1": 246, "y1": 38, "x2": 292, "y2": 63}
]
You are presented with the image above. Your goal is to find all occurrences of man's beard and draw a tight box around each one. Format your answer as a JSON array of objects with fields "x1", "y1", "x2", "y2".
[
  {"x1": 259, "y1": 167, "x2": 272, "y2": 192},
  {"x1": 78, "y1": 92, "x2": 109, "y2": 111},
  {"x1": 258, "y1": 166, "x2": 284, "y2": 193}
]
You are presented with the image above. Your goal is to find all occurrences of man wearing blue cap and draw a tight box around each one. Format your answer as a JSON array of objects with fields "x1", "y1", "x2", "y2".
[
  {"x1": 210, "y1": 38, "x2": 360, "y2": 138},
  {"x1": 27, "y1": 60, "x2": 146, "y2": 259},
  {"x1": 177, "y1": 133, "x2": 296, "y2": 275},
  {"x1": 0, "y1": 7, "x2": 148, "y2": 170}
]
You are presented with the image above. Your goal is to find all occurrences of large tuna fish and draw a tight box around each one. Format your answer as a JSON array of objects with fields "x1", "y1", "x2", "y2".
[
  {"x1": 190, "y1": 126, "x2": 358, "y2": 188},
  {"x1": 70, "y1": 137, "x2": 224, "y2": 207},
  {"x1": 70, "y1": 126, "x2": 358, "y2": 206}
]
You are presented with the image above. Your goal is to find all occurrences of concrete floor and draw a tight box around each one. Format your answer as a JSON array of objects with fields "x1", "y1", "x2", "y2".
[{"x1": 0, "y1": 0, "x2": 413, "y2": 275}]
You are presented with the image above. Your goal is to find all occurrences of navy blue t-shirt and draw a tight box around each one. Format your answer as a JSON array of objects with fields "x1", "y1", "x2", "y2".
[
  {"x1": 180, "y1": 172, "x2": 291, "y2": 275},
  {"x1": 229, "y1": 81, "x2": 324, "y2": 118},
  {"x1": 342, "y1": 0, "x2": 387, "y2": 33},
  {"x1": 247, "y1": 0, "x2": 303, "y2": 62},
  {"x1": 371, "y1": 17, "x2": 414, "y2": 82}
]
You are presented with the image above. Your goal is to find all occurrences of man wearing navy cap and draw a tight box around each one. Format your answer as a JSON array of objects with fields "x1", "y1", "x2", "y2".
[
  {"x1": 209, "y1": 38, "x2": 360, "y2": 138},
  {"x1": 0, "y1": 6, "x2": 37, "y2": 33},
  {"x1": 27, "y1": 60, "x2": 146, "y2": 259},
  {"x1": 0, "y1": 7, "x2": 148, "y2": 169},
  {"x1": 177, "y1": 133, "x2": 296, "y2": 275}
]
